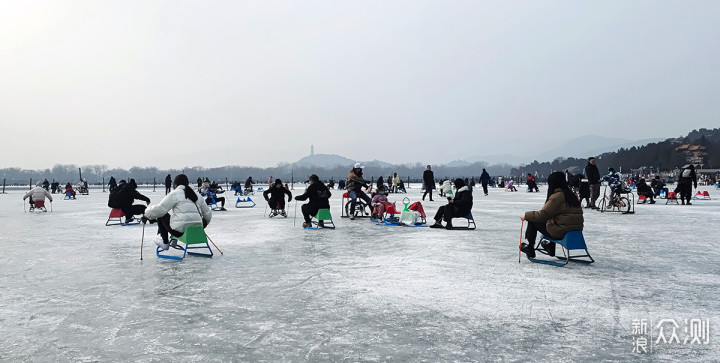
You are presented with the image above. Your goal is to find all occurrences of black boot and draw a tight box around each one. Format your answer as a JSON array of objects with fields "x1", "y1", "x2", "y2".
[
  {"x1": 429, "y1": 221, "x2": 443, "y2": 228},
  {"x1": 445, "y1": 220, "x2": 453, "y2": 230},
  {"x1": 541, "y1": 241, "x2": 556, "y2": 257},
  {"x1": 520, "y1": 243, "x2": 536, "y2": 259}
]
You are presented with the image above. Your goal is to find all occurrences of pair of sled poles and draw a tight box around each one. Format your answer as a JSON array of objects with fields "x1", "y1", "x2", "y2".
[{"x1": 139, "y1": 222, "x2": 223, "y2": 260}]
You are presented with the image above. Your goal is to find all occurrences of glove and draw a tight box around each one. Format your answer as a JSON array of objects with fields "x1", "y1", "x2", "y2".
[{"x1": 141, "y1": 216, "x2": 148, "y2": 224}]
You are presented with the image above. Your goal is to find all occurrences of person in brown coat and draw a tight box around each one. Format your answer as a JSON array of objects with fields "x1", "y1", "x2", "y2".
[{"x1": 520, "y1": 171, "x2": 583, "y2": 259}]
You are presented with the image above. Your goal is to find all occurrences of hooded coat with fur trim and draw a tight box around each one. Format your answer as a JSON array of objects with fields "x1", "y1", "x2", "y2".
[
  {"x1": 452, "y1": 186, "x2": 473, "y2": 216},
  {"x1": 144, "y1": 185, "x2": 213, "y2": 233}
]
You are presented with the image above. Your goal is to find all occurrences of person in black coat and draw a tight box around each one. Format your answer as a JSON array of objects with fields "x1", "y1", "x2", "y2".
[
  {"x1": 650, "y1": 176, "x2": 665, "y2": 197},
  {"x1": 584, "y1": 157, "x2": 601, "y2": 209},
  {"x1": 295, "y1": 174, "x2": 331, "y2": 227},
  {"x1": 479, "y1": 169, "x2": 491, "y2": 196},
  {"x1": 108, "y1": 179, "x2": 150, "y2": 223},
  {"x1": 430, "y1": 178, "x2": 473, "y2": 229},
  {"x1": 635, "y1": 178, "x2": 655, "y2": 204},
  {"x1": 376, "y1": 176, "x2": 384, "y2": 191},
  {"x1": 108, "y1": 176, "x2": 117, "y2": 193},
  {"x1": 264, "y1": 179, "x2": 293, "y2": 213},
  {"x1": 422, "y1": 165, "x2": 435, "y2": 201},
  {"x1": 164, "y1": 174, "x2": 172, "y2": 195},
  {"x1": 677, "y1": 164, "x2": 698, "y2": 205}
]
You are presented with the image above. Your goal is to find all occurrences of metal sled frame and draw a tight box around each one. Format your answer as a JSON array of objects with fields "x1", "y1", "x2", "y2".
[
  {"x1": 448, "y1": 212, "x2": 476, "y2": 230},
  {"x1": 309, "y1": 208, "x2": 335, "y2": 229},
  {"x1": 532, "y1": 231, "x2": 594, "y2": 266},
  {"x1": 105, "y1": 208, "x2": 140, "y2": 226},
  {"x1": 235, "y1": 197, "x2": 256, "y2": 208},
  {"x1": 156, "y1": 225, "x2": 213, "y2": 261}
]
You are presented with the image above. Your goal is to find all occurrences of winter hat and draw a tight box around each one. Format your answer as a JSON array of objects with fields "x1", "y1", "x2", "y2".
[
  {"x1": 274, "y1": 178, "x2": 283, "y2": 186},
  {"x1": 353, "y1": 163, "x2": 364, "y2": 169},
  {"x1": 129, "y1": 179, "x2": 137, "y2": 189},
  {"x1": 454, "y1": 178, "x2": 466, "y2": 188},
  {"x1": 309, "y1": 174, "x2": 320, "y2": 183}
]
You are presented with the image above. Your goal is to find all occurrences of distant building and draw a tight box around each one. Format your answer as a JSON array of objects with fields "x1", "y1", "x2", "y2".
[
  {"x1": 674, "y1": 144, "x2": 706, "y2": 166},
  {"x1": 311, "y1": 144, "x2": 315, "y2": 156}
]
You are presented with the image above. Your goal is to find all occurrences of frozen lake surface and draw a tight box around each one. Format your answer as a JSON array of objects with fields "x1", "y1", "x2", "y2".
[{"x1": 1, "y1": 184, "x2": 718, "y2": 361}]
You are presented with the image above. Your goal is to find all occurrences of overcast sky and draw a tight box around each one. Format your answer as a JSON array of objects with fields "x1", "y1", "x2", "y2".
[{"x1": 1, "y1": 1, "x2": 718, "y2": 169}]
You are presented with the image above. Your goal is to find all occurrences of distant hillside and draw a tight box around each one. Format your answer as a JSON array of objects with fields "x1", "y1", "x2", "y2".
[{"x1": 511, "y1": 128, "x2": 720, "y2": 177}]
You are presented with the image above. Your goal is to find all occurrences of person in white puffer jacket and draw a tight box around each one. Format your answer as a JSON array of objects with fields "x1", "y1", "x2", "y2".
[
  {"x1": 143, "y1": 174, "x2": 212, "y2": 251},
  {"x1": 23, "y1": 181, "x2": 53, "y2": 208}
]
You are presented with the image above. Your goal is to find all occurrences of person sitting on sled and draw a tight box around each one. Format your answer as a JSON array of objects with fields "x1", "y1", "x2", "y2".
[
  {"x1": 527, "y1": 174, "x2": 539, "y2": 192},
  {"x1": 23, "y1": 181, "x2": 53, "y2": 208},
  {"x1": 520, "y1": 172, "x2": 583, "y2": 259},
  {"x1": 371, "y1": 185, "x2": 394, "y2": 219},
  {"x1": 429, "y1": 178, "x2": 473, "y2": 229},
  {"x1": 295, "y1": 174, "x2": 331, "y2": 228},
  {"x1": 108, "y1": 179, "x2": 150, "y2": 224},
  {"x1": 506, "y1": 180, "x2": 517, "y2": 192},
  {"x1": 65, "y1": 182, "x2": 77, "y2": 199},
  {"x1": 635, "y1": 178, "x2": 655, "y2": 204},
  {"x1": 264, "y1": 179, "x2": 292, "y2": 216},
  {"x1": 143, "y1": 174, "x2": 212, "y2": 251},
  {"x1": 203, "y1": 182, "x2": 227, "y2": 210}
]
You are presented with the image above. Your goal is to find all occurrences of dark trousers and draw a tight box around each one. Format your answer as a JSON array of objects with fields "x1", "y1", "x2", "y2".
[
  {"x1": 525, "y1": 220, "x2": 549, "y2": 246},
  {"x1": 349, "y1": 189, "x2": 372, "y2": 214},
  {"x1": 269, "y1": 197, "x2": 286, "y2": 210},
  {"x1": 301, "y1": 204, "x2": 319, "y2": 223},
  {"x1": 589, "y1": 183, "x2": 600, "y2": 207},
  {"x1": 121, "y1": 204, "x2": 146, "y2": 219},
  {"x1": 206, "y1": 196, "x2": 225, "y2": 207},
  {"x1": 433, "y1": 204, "x2": 465, "y2": 223},
  {"x1": 165, "y1": 185, "x2": 171, "y2": 195},
  {"x1": 680, "y1": 184, "x2": 692, "y2": 203},
  {"x1": 155, "y1": 213, "x2": 184, "y2": 243},
  {"x1": 422, "y1": 184, "x2": 434, "y2": 200},
  {"x1": 482, "y1": 182, "x2": 488, "y2": 195}
]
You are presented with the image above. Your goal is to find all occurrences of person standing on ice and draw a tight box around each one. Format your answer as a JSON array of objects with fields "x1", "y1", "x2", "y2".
[
  {"x1": 422, "y1": 165, "x2": 435, "y2": 201},
  {"x1": 295, "y1": 174, "x2": 331, "y2": 227},
  {"x1": 677, "y1": 164, "x2": 697, "y2": 205},
  {"x1": 392, "y1": 173, "x2": 400, "y2": 193},
  {"x1": 479, "y1": 168, "x2": 491, "y2": 196},
  {"x1": 376, "y1": 176, "x2": 384, "y2": 191},
  {"x1": 520, "y1": 171, "x2": 583, "y2": 259},
  {"x1": 585, "y1": 157, "x2": 601, "y2": 209},
  {"x1": 263, "y1": 179, "x2": 292, "y2": 215},
  {"x1": 108, "y1": 179, "x2": 150, "y2": 224},
  {"x1": 346, "y1": 163, "x2": 373, "y2": 220},
  {"x1": 143, "y1": 174, "x2": 212, "y2": 251},
  {"x1": 23, "y1": 181, "x2": 53, "y2": 208},
  {"x1": 42, "y1": 179, "x2": 50, "y2": 192},
  {"x1": 429, "y1": 178, "x2": 473, "y2": 229},
  {"x1": 164, "y1": 174, "x2": 172, "y2": 195}
]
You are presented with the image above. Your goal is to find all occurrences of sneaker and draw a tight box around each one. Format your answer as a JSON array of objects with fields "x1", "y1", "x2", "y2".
[
  {"x1": 281, "y1": 211, "x2": 287, "y2": 217},
  {"x1": 302, "y1": 222, "x2": 311, "y2": 228},
  {"x1": 649, "y1": 200, "x2": 656, "y2": 204},
  {"x1": 125, "y1": 217, "x2": 135, "y2": 224},
  {"x1": 349, "y1": 214, "x2": 355, "y2": 220},
  {"x1": 169, "y1": 239, "x2": 178, "y2": 248},
  {"x1": 273, "y1": 211, "x2": 278, "y2": 216},
  {"x1": 541, "y1": 241, "x2": 556, "y2": 257},
  {"x1": 155, "y1": 238, "x2": 170, "y2": 251},
  {"x1": 429, "y1": 222, "x2": 443, "y2": 229},
  {"x1": 687, "y1": 202, "x2": 692, "y2": 205},
  {"x1": 220, "y1": 207, "x2": 227, "y2": 211},
  {"x1": 318, "y1": 221, "x2": 325, "y2": 228}
]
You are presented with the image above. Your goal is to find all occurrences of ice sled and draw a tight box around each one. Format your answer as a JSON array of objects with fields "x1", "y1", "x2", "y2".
[
  {"x1": 156, "y1": 225, "x2": 213, "y2": 261},
  {"x1": 692, "y1": 191, "x2": 710, "y2": 200},
  {"x1": 530, "y1": 231, "x2": 594, "y2": 266},
  {"x1": 235, "y1": 197, "x2": 256, "y2": 208},
  {"x1": 665, "y1": 191, "x2": 679, "y2": 205},
  {"x1": 447, "y1": 212, "x2": 476, "y2": 230},
  {"x1": 29, "y1": 200, "x2": 48, "y2": 212},
  {"x1": 306, "y1": 208, "x2": 335, "y2": 229},
  {"x1": 267, "y1": 201, "x2": 287, "y2": 218},
  {"x1": 105, "y1": 208, "x2": 140, "y2": 226}
]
